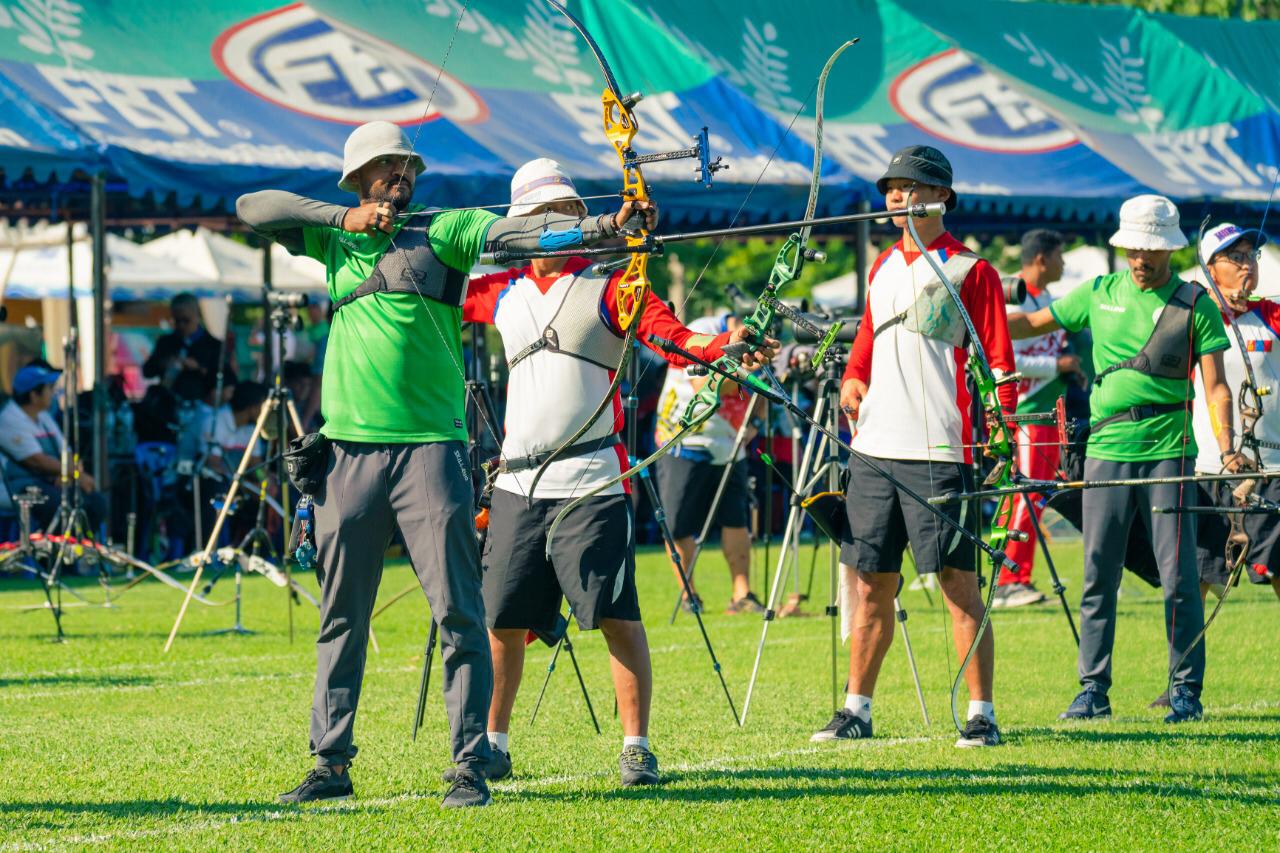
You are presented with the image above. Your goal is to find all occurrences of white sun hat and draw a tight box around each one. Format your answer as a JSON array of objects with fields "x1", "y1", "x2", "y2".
[
  {"x1": 337, "y1": 121, "x2": 425, "y2": 193},
  {"x1": 1108, "y1": 194, "x2": 1189, "y2": 251},
  {"x1": 509, "y1": 158, "x2": 585, "y2": 217}
]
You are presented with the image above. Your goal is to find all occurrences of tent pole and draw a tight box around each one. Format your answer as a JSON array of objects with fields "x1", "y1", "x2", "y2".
[
  {"x1": 855, "y1": 199, "x2": 870, "y2": 313},
  {"x1": 91, "y1": 173, "x2": 107, "y2": 489},
  {"x1": 261, "y1": 243, "x2": 273, "y2": 382}
]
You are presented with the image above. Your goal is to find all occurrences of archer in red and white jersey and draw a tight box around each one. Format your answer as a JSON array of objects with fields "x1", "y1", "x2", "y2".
[
  {"x1": 812, "y1": 144, "x2": 1014, "y2": 749},
  {"x1": 461, "y1": 158, "x2": 776, "y2": 787}
]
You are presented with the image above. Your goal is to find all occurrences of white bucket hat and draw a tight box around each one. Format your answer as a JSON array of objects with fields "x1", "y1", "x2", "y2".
[
  {"x1": 509, "y1": 158, "x2": 585, "y2": 217},
  {"x1": 1109, "y1": 194, "x2": 1188, "y2": 252},
  {"x1": 337, "y1": 121, "x2": 425, "y2": 193}
]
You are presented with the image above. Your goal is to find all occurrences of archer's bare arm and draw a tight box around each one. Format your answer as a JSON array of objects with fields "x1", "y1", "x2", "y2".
[{"x1": 1006, "y1": 306, "x2": 1062, "y2": 340}]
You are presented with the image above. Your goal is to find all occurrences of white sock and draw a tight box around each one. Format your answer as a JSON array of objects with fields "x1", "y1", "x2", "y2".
[
  {"x1": 487, "y1": 731, "x2": 509, "y2": 753},
  {"x1": 968, "y1": 701, "x2": 996, "y2": 724},
  {"x1": 623, "y1": 735, "x2": 649, "y2": 751},
  {"x1": 844, "y1": 693, "x2": 873, "y2": 722}
]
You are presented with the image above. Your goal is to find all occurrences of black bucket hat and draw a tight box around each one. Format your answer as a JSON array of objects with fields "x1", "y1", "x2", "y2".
[{"x1": 876, "y1": 145, "x2": 957, "y2": 211}]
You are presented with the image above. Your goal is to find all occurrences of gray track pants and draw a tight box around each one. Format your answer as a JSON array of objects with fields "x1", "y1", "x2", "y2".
[
  {"x1": 309, "y1": 440, "x2": 493, "y2": 770},
  {"x1": 1079, "y1": 456, "x2": 1205, "y2": 695}
]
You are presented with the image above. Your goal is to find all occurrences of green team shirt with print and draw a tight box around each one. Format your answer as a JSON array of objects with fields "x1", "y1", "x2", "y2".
[
  {"x1": 303, "y1": 207, "x2": 498, "y2": 443},
  {"x1": 1049, "y1": 270, "x2": 1228, "y2": 462}
]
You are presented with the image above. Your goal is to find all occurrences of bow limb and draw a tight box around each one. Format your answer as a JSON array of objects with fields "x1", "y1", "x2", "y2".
[
  {"x1": 527, "y1": 1, "x2": 654, "y2": 502},
  {"x1": 902, "y1": 204, "x2": 1016, "y2": 734}
]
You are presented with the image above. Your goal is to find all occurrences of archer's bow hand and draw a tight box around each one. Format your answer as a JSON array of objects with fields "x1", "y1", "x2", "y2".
[
  {"x1": 731, "y1": 327, "x2": 780, "y2": 368},
  {"x1": 1221, "y1": 450, "x2": 1255, "y2": 475},
  {"x1": 613, "y1": 199, "x2": 659, "y2": 233}
]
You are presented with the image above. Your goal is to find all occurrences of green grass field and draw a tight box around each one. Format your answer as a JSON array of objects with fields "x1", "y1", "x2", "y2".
[{"x1": 2, "y1": 536, "x2": 1277, "y2": 851}]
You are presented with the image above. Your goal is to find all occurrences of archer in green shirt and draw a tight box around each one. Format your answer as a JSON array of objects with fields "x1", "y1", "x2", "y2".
[
  {"x1": 1011, "y1": 261, "x2": 1234, "y2": 464},
  {"x1": 238, "y1": 156, "x2": 654, "y2": 445}
]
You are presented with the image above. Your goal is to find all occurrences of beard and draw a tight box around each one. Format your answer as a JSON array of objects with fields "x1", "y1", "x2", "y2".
[{"x1": 369, "y1": 179, "x2": 413, "y2": 212}]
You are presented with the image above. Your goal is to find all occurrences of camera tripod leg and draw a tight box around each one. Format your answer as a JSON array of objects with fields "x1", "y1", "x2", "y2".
[
  {"x1": 166, "y1": 399, "x2": 277, "y2": 652},
  {"x1": 529, "y1": 634, "x2": 564, "y2": 727}
]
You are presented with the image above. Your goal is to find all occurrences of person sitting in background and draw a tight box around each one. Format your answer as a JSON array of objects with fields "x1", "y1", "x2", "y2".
[
  {"x1": 143, "y1": 293, "x2": 225, "y2": 403},
  {"x1": 0, "y1": 363, "x2": 106, "y2": 532},
  {"x1": 209, "y1": 381, "x2": 268, "y2": 479}
]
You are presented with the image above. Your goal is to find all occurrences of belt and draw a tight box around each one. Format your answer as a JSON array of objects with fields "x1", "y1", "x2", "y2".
[
  {"x1": 497, "y1": 433, "x2": 622, "y2": 474},
  {"x1": 1091, "y1": 401, "x2": 1192, "y2": 433}
]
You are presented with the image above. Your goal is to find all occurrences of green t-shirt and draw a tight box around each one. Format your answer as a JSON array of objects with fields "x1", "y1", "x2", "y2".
[
  {"x1": 1049, "y1": 270, "x2": 1228, "y2": 462},
  {"x1": 303, "y1": 207, "x2": 499, "y2": 443}
]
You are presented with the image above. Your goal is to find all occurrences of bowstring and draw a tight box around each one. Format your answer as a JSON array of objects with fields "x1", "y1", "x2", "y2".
[
  {"x1": 376, "y1": 0, "x2": 535, "y2": 508},
  {"x1": 902, "y1": 191, "x2": 955, "y2": 717}
]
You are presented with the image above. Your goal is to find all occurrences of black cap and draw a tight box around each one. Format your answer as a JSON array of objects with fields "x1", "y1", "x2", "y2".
[{"x1": 876, "y1": 145, "x2": 957, "y2": 211}]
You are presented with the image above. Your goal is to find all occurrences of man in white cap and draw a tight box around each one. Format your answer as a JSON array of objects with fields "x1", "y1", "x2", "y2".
[
  {"x1": 459, "y1": 158, "x2": 776, "y2": 787},
  {"x1": 237, "y1": 123, "x2": 655, "y2": 808},
  {"x1": 1009, "y1": 194, "x2": 1241, "y2": 725}
]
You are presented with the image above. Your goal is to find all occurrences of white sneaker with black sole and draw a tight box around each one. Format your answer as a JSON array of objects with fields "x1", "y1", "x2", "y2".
[{"x1": 810, "y1": 708, "x2": 873, "y2": 742}]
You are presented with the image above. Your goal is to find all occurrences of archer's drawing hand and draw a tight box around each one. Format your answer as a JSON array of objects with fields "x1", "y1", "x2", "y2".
[{"x1": 344, "y1": 202, "x2": 396, "y2": 235}]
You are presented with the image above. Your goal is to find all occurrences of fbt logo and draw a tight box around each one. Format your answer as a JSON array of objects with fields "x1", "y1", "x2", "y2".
[
  {"x1": 890, "y1": 49, "x2": 1077, "y2": 154},
  {"x1": 213, "y1": 2, "x2": 486, "y2": 125}
]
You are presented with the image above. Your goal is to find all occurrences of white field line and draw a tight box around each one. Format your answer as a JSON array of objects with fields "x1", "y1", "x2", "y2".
[{"x1": 0, "y1": 737, "x2": 937, "y2": 851}]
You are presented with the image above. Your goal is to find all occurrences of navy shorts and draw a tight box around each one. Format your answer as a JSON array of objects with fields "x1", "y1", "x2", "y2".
[
  {"x1": 839, "y1": 453, "x2": 977, "y2": 574},
  {"x1": 482, "y1": 489, "x2": 641, "y2": 631}
]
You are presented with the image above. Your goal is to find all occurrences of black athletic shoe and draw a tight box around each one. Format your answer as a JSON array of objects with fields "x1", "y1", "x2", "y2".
[
  {"x1": 442, "y1": 748, "x2": 511, "y2": 783},
  {"x1": 1148, "y1": 690, "x2": 1171, "y2": 710},
  {"x1": 278, "y1": 766, "x2": 353, "y2": 804},
  {"x1": 441, "y1": 769, "x2": 491, "y2": 808},
  {"x1": 955, "y1": 714, "x2": 1001, "y2": 748},
  {"x1": 810, "y1": 708, "x2": 873, "y2": 742},
  {"x1": 1059, "y1": 686, "x2": 1111, "y2": 720},
  {"x1": 619, "y1": 745, "x2": 660, "y2": 786},
  {"x1": 681, "y1": 593, "x2": 704, "y2": 615},
  {"x1": 1163, "y1": 686, "x2": 1203, "y2": 724}
]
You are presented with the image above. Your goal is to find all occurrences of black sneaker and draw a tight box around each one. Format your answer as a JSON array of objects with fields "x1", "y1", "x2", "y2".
[
  {"x1": 955, "y1": 714, "x2": 1001, "y2": 747},
  {"x1": 810, "y1": 708, "x2": 872, "y2": 742},
  {"x1": 442, "y1": 748, "x2": 511, "y2": 783},
  {"x1": 1148, "y1": 690, "x2": 1171, "y2": 709},
  {"x1": 619, "y1": 745, "x2": 660, "y2": 786},
  {"x1": 1163, "y1": 686, "x2": 1203, "y2": 724},
  {"x1": 441, "y1": 768, "x2": 491, "y2": 808},
  {"x1": 1059, "y1": 686, "x2": 1111, "y2": 720},
  {"x1": 681, "y1": 593, "x2": 704, "y2": 615},
  {"x1": 278, "y1": 766, "x2": 353, "y2": 804}
]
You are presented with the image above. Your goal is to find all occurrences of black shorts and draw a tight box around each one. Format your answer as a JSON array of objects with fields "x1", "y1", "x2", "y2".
[
  {"x1": 654, "y1": 454, "x2": 750, "y2": 540},
  {"x1": 482, "y1": 489, "x2": 641, "y2": 632},
  {"x1": 1197, "y1": 477, "x2": 1280, "y2": 586},
  {"x1": 839, "y1": 453, "x2": 976, "y2": 574}
]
